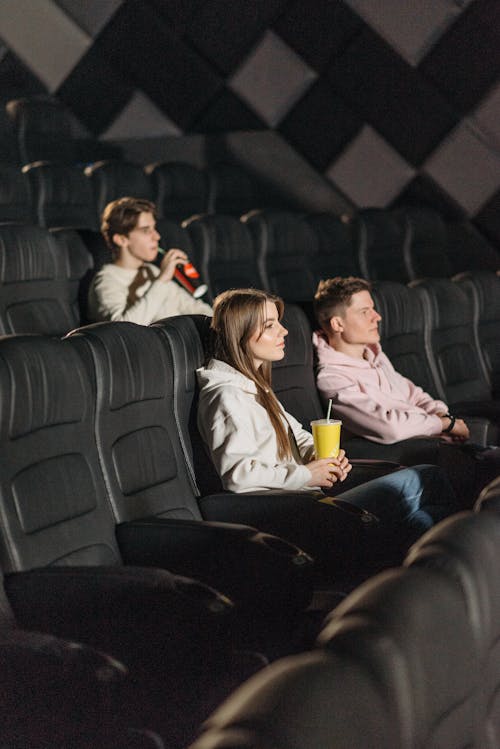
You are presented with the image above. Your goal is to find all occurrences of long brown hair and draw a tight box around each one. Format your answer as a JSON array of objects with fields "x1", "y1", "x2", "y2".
[{"x1": 211, "y1": 288, "x2": 292, "y2": 460}]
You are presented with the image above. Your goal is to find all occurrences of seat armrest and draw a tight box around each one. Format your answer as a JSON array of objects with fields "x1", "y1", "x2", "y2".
[
  {"x1": 116, "y1": 517, "x2": 314, "y2": 614},
  {"x1": 0, "y1": 628, "x2": 126, "y2": 744},
  {"x1": 5, "y1": 566, "x2": 233, "y2": 669}
]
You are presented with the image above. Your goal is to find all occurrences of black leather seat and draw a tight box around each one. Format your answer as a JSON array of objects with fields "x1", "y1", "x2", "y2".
[
  {"x1": 206, "y1": 162, "x2": 258, "y2": 216},
  {"x1": 0, "y1": 223, "x2": 81, "y2": 335},
  {"x1": 22, "y1": 161, "x2": 98, "y2": 230},
  {"x1": 354, "y1": 207, "x2": 410, "y2": 282},
  {"x1": 65, "y1": 320, "x2": 317, "y2": 652},
  {"x1": 0, "y1": 163, "x2": 32, "y2": 223},
  {"x1": 405, "y1": 511, "x2": 500, "y2": 749},
  {"x1": 50, "y1": 228, "x2": 94, "y2": 325},
  {"x1": 318, "y1": 565, "x2": 481, "y2": 749},
  {"x1": 305, "y1": 211, "x2": 361, "y2": 279},
  {"x1": 242, "y1": 209, "x2": 318, "y2": 301},
  {"x1": 152, "y1": 313, "x2": 400, "y2": 587},
  {"x1": 455, "y1": 271, "x2": 500, "y2": 399},
  {"x1": 446, "y1": 220, "x2": 500, "y2": 275},
  {"x1": 0, "y1": 333, "x2": 261, "y2": 747},
  {"x1": 189, "y1": 647, "x2": 403, "y2": 749},
  {"x1": 184, "y1": 213, "x2": 262, "y2": 300},
  {"x1": 412, "y1": 276, "x2": 500, "y2": 424},
  {"x1": 394, "y1": 205, "x2": 452, "y2": 280},
  {"x1": 6, "y1": 95, "x2": 78, "y2": 164},
  {"x1": 85, "y1": 160, "x2": 154, "y2": 218},
  {"x1": 146, "y1": 161, "x2": 209, "y2": 222}
]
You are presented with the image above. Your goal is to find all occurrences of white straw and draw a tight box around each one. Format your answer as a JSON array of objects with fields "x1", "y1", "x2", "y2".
[{"x1": 326, "y1": 398, "x2": 332, "y2": 421}]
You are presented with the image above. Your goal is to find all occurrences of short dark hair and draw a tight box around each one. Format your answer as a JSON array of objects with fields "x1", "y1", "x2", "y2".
[
  {"x1": 313, "y1": 276, "x2": 372, "y2": 331},
  {"x1": 101, "y1": 196, "x2": 157, "y2": 251}
]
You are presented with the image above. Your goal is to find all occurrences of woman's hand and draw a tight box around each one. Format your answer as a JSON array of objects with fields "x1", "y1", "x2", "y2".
[
  {"x1": 305, "y1": 449, "x2": 352, "y2": 488},
  {"x1": 158, "y1": 248, "x2": 188, "y2": 283}
]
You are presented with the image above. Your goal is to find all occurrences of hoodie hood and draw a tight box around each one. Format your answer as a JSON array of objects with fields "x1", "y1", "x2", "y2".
[
  {"x1": 196, "y1": 358, "x2": 258, "y2": 395},
  {"x1": 312, "y1": 331, "x2": 382, "y2": 368}
]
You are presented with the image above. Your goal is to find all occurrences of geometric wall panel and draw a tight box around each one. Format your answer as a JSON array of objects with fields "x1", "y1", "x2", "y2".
[
  {"x1": 326, "y1": 125, "x2": 416, "y2": 208},
  {"x1": 0, "y1": 0, "x2": 498, "y2": 244}
]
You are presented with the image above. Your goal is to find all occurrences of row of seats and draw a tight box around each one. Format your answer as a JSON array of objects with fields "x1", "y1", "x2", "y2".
[
  {"x1": 0, "y1": 158, "x2": 264, "y2": 227},
  {"x1": 1, "y1": 309, "x2": 500, "y2": 746},
  {"x1": 1, "y1": 157, "x2": 497, "y2": 285},
  {"x1": 190, "y1": 505, "x2": 500, "y2": 749},
  {"x1": 0, "y1": 313, "x2": 399, "y2": 745}
]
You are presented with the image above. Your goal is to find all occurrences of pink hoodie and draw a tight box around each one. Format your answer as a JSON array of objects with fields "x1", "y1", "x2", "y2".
[{"x1": 313, "y1": 332, "x2": 448, "y2": 444}]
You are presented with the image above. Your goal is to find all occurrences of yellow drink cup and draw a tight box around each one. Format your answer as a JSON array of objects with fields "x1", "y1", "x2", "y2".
[{"x1": 311, "y1": 419, "x2": 342, "y2": 459}]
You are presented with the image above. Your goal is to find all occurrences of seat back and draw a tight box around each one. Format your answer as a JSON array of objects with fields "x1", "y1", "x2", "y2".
[
  {"x1": 272, "y1": 303, "x2": 324, "y2": 427},
  {"x1": 6, "y1": 96, "x2": 77, "y2": 164},
  {"x1": 207, "y1": 162, "x2": 258, "y2": 216},
  {"x1": 189, "y1": 648, "x2": 403, "y2": 749},
  {"x1": 0, "y1": 335, "x2": 121, "y2": 571},
  {"x1": 151, "y1": 314, "x2": 223, "y2": 496},
  {"x1": 0, "y1": 164, "x2": 32, "y2": 223},
  {"x1": 446, "y1": 221, "x2": 500, "y2": 275},
  {"x1": 397, "y1": 205, "x2": 452, "y2": 280},
  {"x1": 243, "y1": 210, "x2": 318, "y2": 301},
  {"x1": 185, "y1": 214, "x2": 262, "y2": 300},
  {"x1": 305, "y1": 212, "x2": 361, "y2": 280},
  {"x1": 372, "y1": 280, "x2": 444, "y2": 399},
  {"x1": 0, "y1": 223, "x2": 81, "y2": 335},
  {"x1": 456, "y1": 271, "x2": 500, "y2": 399},
  {"x1": 319, "y1": 566, "x2": 481, "y2": 749},
  {"x1": 147, "y1": 161, "x2": 209, "y2": 222},
  {"x1": 85, "y1": 160, "x2": 154, "y2": 218},
  {"x1": 50, "y1": 228, "x2": 94, "y2": 325},
  {"x1": 23, "y1": 161, "x2": 98, "y2": 230},
  {"x1": 413, "y1": 277, "x2": 492, "y2": 405},
  {"x1": 405, "y1": 511, "x2": 500, "y2": 749},
  {"x1": 354, "y1": 208, "x2": 410, "y2": 282},
  {"x1": 66, "y1": 321, "x2": 203, "y2": 521}
]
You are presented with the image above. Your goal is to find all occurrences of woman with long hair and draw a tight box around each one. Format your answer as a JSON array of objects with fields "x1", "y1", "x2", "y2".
[{"x1": 197, "y1": 288, "x2": 457, "y2": 554}]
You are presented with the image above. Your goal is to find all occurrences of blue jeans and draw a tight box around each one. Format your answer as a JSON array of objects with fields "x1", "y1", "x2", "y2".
[{"x1": 336, "y1": 464, "x2": 457, "y2": 547}]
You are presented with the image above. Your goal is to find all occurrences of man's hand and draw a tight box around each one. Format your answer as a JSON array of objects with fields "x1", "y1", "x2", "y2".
[
  {"x1": 158, "y1": 248, "x2": 188, "y2": 283},
  {"x1": 439, "y1": 415, "x2": 470, "y2": 442}
]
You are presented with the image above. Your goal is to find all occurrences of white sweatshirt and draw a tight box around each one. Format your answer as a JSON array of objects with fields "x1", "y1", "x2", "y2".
[
  {"x1": 197, "y1": 359, "x2": 315, "y2": 493},
  {"x1": 88, "y1": 262, "x2": 212, "y2": 325}
]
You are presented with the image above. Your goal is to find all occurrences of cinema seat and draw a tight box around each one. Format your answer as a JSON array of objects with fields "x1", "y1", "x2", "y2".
[
  {"x1": 146, "y1": 161, "x2": 209, "y2": 222},
  {"x1": 184, "y1": 213, "x2": 262, "y2": 300},
  {"x1": 405, "y1": 511, "x2": 500, "y2": 749},
  {"x1": 319, "y1": 566, "x2": 481, "y2": 749},
  {"x1": 0, "y1": 223, "x2": 80, "y2": 335},
  {"x1": 0, "y1": 333, "x2": 262, "y2": 747},
  {"x1": 85, "y1": 160, "x2": 154, "y2": 218}
]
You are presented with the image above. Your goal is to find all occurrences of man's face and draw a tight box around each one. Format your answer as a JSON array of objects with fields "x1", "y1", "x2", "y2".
[
  {"x1": 116, "y1": 211, "x2": 160, "y2": 265},
  {"x1": 335, "y1": 290, "x2": 382, "y2": 345}
]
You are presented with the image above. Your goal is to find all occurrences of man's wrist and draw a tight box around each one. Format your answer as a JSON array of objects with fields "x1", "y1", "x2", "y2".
[{"x1": 442, "y1": 413, "x2": 456, "y2": 433}]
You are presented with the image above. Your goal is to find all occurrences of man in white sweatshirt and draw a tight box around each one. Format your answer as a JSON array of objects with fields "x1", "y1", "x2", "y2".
[
  {"x1": 87, "y1": 196, "x2": 212, "y2": 325},
  {"x1": 312, "y1": 276, "x2": 470, "y2": 444}
]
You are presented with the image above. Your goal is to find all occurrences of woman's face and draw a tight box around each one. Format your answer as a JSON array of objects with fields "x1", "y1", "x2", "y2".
[{"x1": 247, "y1": 300, "x2": 288, "y2": 369}]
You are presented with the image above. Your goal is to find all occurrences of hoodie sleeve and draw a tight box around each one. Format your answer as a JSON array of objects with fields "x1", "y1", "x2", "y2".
[
  {"x1": 316, "y1": 367, "x2": 444, "y2": 444},
  {"x1": 198, "y1": 389, "x2": 312, "y2": 493}
]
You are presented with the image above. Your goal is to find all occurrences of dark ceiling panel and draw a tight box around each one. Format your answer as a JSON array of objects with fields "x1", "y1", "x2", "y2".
[
  {"x1": 273, "y1": 0, "x2": 362, "y2": 72},
  {"x1": 419, "y1": 0, "x2": 500, "y2": 114},
  {"x1": 279, "y1": 78, "x2": 362, "y2": 170},
  {"x1": 327, "y1": 27, "x2": 459, "y2": 166},
  {"x1": 191, "y1": 88, "x2": 265, "y2": 133},
  {"x1": 96, "y1": 1, "x2": 223, "y2": 128},
  {"x1": 184, "y1": 0, "x2": 288, "y2": 75}
]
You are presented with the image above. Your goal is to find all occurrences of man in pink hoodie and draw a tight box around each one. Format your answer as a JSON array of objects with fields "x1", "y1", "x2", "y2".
[
  {"x1": 312, "y1": 276, "x2": 500, "y2": 507},
  {"x1": 312, "y1": 276, "x2": 470, "y2": 444}
]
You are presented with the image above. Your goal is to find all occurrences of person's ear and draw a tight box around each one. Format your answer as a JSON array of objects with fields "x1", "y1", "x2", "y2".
[
  {"x1": 112, "y1": 232, "x2": 128, "y2": 250},
  {"x1": 329, "y1": 315, "x2": 344, "y2": 333}
]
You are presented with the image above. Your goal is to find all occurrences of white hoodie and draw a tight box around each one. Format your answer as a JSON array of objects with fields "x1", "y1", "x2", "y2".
[{"x1": 196, "y1": 359, "x2": 314, "y2": 493}]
